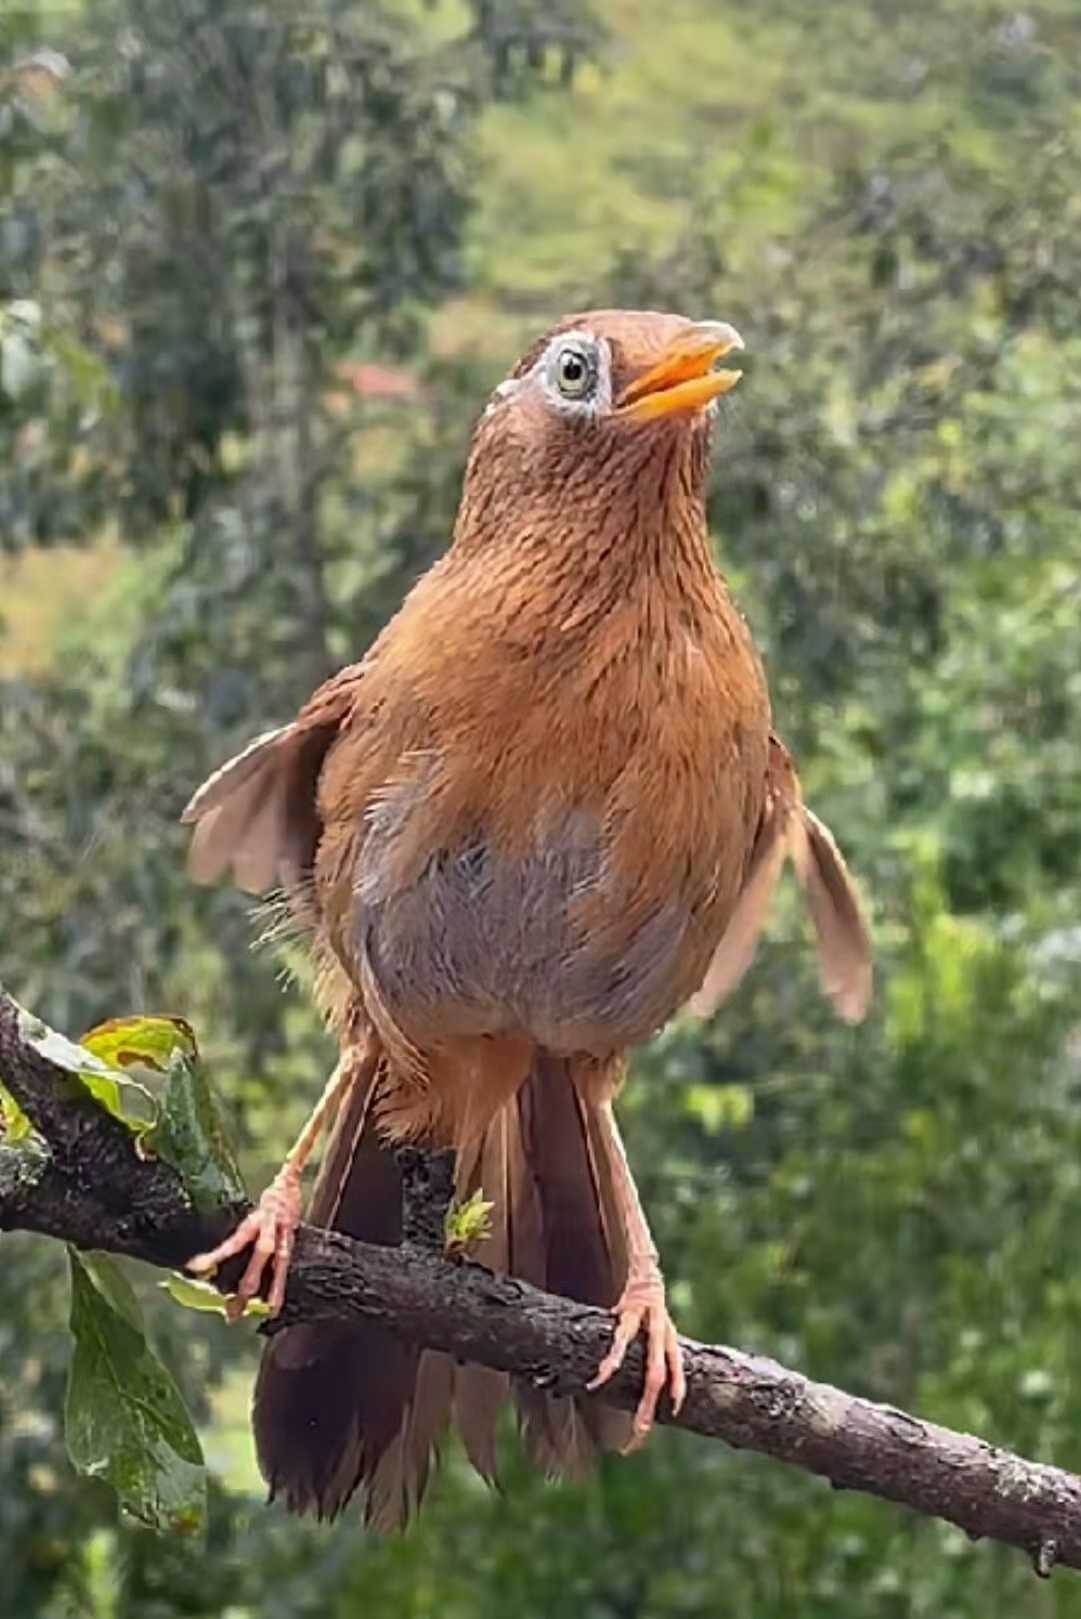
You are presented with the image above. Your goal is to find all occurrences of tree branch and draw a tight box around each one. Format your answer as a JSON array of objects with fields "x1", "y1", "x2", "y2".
[{"x1": 0, "y1": 988, "x2": 1077, "y2": 1577}]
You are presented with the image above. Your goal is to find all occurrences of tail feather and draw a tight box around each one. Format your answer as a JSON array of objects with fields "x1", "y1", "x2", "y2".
[
  {"x1": 513, "y1": 1051, "x2": 633, "y2": 1469},
  {"x1": 518, "y1": 1050, "x2": 617, "y2": 1299},
  {"x1": 365, "y1": 1350, "x2": 455, "y2": 1533},
  {"x1": 453, "y1": 1362, "x2": 506, "y2": 1483},
  {"x1": 252, "y1": 1046, "x2": 632, "y2": 1529},
  {"x1": 253, "y1": 1055, "x2": 421, "y2": 1522}
]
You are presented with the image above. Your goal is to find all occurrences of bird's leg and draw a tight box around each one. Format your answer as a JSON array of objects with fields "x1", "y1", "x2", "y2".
[
  {"x1": 188, "y1": 1035, "x2": 371, "y2": 1318},
  {"x1": 587, "y1": 1100, "x2": 686, "y2": 1440}
]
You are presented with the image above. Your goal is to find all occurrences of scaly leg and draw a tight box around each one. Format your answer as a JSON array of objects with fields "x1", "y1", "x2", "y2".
[
  {"x1": 587, "y1": 1099, "x2": 686, "y2": 1440},
  {"x1": 188, "y1": 1035, "x2": 372, "y2": 1317}
]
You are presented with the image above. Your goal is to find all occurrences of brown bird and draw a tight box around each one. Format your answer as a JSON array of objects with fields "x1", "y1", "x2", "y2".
[{"x1": 183, "y1": 310, "x2": 871, "y2": 1529}]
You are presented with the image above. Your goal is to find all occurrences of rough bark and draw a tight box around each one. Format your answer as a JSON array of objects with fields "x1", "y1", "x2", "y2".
[{"x1": 0, "y1": 987, "x2": 1077, "y2": 1577}]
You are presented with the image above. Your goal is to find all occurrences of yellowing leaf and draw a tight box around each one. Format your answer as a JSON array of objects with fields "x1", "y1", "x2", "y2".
[
  {"x1": 17, "y1": 1006, "x2": 156, "y2": 1130},
  {"x1": 80, "y1": 1015, "x2": 197, "y2": 1074},
  {"x1": 13, "y1": 1001, "x2": 244, "y2": 1215},
  {"x1": 0, "y1": 1077, "x2": 50, "y2": 1194},
  {"x1": 0, "y1": 1077, "x2": 34, "y2": 1143}
]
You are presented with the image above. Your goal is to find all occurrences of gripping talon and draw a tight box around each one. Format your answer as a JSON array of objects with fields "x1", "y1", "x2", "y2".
[
  {"x1": 187, "y1": 1169, "x2": 302, "y2": 1318},
  {"x1": 588, "y1": 1266, "x2": 684, "y2": 1439}
]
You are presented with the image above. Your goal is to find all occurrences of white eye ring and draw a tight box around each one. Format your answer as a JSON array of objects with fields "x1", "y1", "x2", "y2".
[
  {"x1": 552, "y1": 341, "x2": 594, "y2": 400},
  {"x1": 537, "y1": 330, "x2": 611, "y2": 415}
]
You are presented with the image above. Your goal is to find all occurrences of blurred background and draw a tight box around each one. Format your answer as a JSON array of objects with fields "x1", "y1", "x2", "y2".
[{"x1": 3, "y1": 0, "x2": 1081, "y2": 1614}]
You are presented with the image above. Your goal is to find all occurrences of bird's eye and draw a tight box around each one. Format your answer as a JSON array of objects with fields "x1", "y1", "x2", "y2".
[{"x1": 553, "y1": 342, "x2": 595, "y2": 400}]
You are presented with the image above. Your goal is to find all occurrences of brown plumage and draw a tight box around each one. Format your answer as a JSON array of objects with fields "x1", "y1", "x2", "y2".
[{"x1": 183, "y1": 309, "x2": 872, "y2": 1529}]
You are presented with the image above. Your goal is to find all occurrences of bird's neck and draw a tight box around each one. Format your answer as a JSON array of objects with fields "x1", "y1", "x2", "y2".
[
  {"x1": 451, "y1": 425, "x2": 722, "y2": 632},
  {"x1": 581, "y1": 431, "x2": 717, "y2": 600}
]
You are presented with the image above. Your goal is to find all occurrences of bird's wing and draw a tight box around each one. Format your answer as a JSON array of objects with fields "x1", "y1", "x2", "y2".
[
  {"x1": 181, "y1": 662, "x2": 366, "y2": 894},
  {"x1": 787, "y1": 799, "x2": 872, "y2": 1024},
  {"x1": 689, "y1": 734, "x2": 872, "y2": 1023},
  {"x1": 686, "y1": 787, "x2": 790, "y2": 1018}
]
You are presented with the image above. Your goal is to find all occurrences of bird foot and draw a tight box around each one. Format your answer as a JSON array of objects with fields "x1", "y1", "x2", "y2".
[
  {"x1": 187, "y1": 1167, "x2": 302, "y2": 1320},
  {"x1": 587, "y1": 1263, "x2": 686, "y2": 1443}
]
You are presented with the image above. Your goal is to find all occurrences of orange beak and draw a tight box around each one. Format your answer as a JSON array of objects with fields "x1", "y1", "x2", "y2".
[{"x1": 615, "y1": 320, "x2": 744, "y2": 422}]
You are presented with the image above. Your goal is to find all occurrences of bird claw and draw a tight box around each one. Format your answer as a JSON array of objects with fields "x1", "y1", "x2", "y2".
[
  {"x1": 587, "y1": 1265, "x2": 686, "y2": 1441},
  {"x1": 187, "y1": 1169, "x2": 302, "y2": 1319}
]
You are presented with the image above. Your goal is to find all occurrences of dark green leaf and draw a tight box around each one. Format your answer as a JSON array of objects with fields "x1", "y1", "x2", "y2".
[
  {"x1": 143, "y1": 1043, "x2": 246, "y2": 1215},
  {"x1": 64, "y1": 1250, "x2": 206, "y2": 1539}
]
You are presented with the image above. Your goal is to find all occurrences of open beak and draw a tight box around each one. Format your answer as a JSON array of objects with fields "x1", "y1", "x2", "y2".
[{"x1": 615, "y1": 320, "x2": 744, "y2": 422}]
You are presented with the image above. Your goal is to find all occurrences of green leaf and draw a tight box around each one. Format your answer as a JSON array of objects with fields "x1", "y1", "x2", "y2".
[
  {"x1": 85, "y1": 1016, "x2": 248, "y2": 1212},
  {"x1": 65, "y1": 1250, "x2": 206, "y2": 1539},
  {"x1": 0, "y1": 1076, "x2": 34, "y2": 1143},
  {"x1": 161, "y1": 1272, "x2": 269, "y2": 1319},
  {"x1": 683, "y1": 1083, "x2": 755, "y2": 1135},
  {"x1": 143, "y1": 1041, "x2": 246, "y2": 1216},
  {"x1": 46, "y1": 328, "x2": 118, "y2": 416},
  {"x1": 444, "y1": 1187, "x2": 494, "y2": 1254},
  {"x1": 15, "y1": 1003, "x2": 244, "y2": 1214},
  {"x1": 0, "y1": 1082, "x2": 51, "y2": 1193},
  {"x1": 17, "y1": 1006, "x2": 156, "y2": 1130}
]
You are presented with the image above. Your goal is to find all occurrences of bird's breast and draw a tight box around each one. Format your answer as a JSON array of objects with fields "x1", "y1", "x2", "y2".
[
  {"x1": 355, "y1": 799, "x2": 708, "y2": 1052},
  {"x1": 330, "y1": 588, "x2": 771, "y2": 1054}
]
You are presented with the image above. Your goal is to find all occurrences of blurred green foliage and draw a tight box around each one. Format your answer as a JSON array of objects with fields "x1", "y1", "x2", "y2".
[{"x1": 2, "y1": 0, "x2": 1081, "y2": 1614}]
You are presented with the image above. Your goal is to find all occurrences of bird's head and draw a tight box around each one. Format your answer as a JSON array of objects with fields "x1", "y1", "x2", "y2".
[
  {"x1": 498, "y1": 309, "x2": 743, "y2": 425},
  {"x1": 454, "y1": 309, "x2": 744, "y2": 559}
]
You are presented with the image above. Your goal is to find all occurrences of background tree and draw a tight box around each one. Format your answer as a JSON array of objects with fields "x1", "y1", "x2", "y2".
[{"x1": 2, "y1": 0, "x2": 1081, "y2": 1615}]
